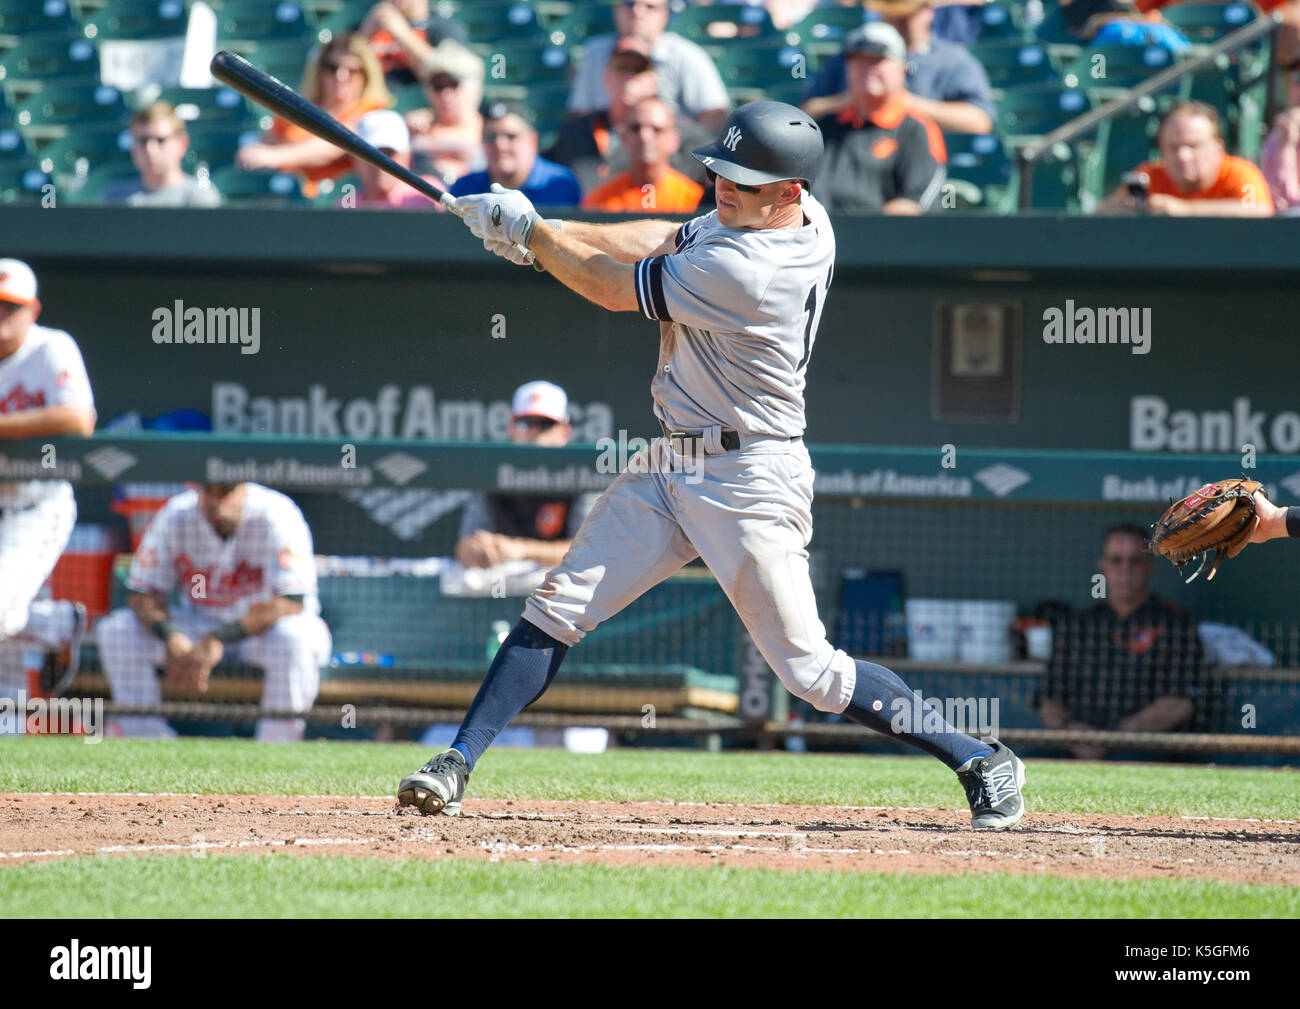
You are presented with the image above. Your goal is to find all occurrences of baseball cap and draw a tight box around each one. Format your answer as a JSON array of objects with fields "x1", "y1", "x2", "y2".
[
  {"x1": 512, "y1": 380, "x2": 568, "y2": 423},
  {"x1": 356, "y1": 109, "x2": 410, "y2": 154},
  {"x1": 483, "y1": 99, "x2": 536, "y2": 128},
  {"x1": 844, "y1": 21, "x2": 908, "y2": 62},
  {"x1": 420, "y1": 39, "x2": 485, "y2": 85},
  {"x1": 608, "y1": 35, "x2": 653, "y2": 73},
  {"x1": 0, "y1": 258, "x2": 38, "y2": 309}
]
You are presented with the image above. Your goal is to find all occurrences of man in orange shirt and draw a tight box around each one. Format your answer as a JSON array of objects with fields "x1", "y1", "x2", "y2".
[
  {"x1": 1100, "y1": 101, "x2": 1274, "y2": 216},
  {"x1": 581, "y1": 97, "x2": 703, "y2": 213}
]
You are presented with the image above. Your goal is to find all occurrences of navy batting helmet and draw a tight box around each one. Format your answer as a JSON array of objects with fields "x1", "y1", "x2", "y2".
[{"x1": 691, "y1": 101, "x2": 824, "y2": 188}]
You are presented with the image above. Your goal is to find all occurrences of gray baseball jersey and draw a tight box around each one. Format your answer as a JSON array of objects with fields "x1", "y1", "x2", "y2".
[{"x1": 633, "y1": 193, "x2": 834, "y2": 439}]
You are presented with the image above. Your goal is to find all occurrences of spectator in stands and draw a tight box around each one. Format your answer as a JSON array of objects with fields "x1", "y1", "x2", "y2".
[
  {"x1": 582, "y1": 97, "x2": 704, "y2": 213},
  {"x1": 1038, "y1": 523, "x2": 1209, "y2": 759},
  {"x1": 801, "y1": 0, "x2": 995, "y2": 135},
  {"x1": 236, "y1": 33, "x2": 392, "y2": 199},
  {"x1": 815, "y1": 22, "x2": 947, "y2": 213},
  {"x1": 567, "y1": 0, "x2": 731, "y2": 132},
  {"x1": 98, "y1": 102, "x2": 221, "y2": 208},
  {"x1": 342, "y1": 110, "x2": 445, "y2": 209},
  {"x1": 449, "y1": 102, "x2": 582, "y2": 207},
  {"x1": 362, "y1": 0, "x2": 469, "y2": 88},
  {"x1": 1099, "y1": 101, "x2": 1274, "y2": 216},
  {"x1": 548, "y1": 37, "x2": 712, "y2": 193},
  {"x1": 406, "y1": 43, "x2": 485, "y2": 188},
  {"x1": 96, "y1": 482, "x2": 332, "y2": 741},
  {"x1": 1070, "y1": 0, "x2": 1190, "y2": 52},
  {"x1": 453, "y1": 382, "x2": 599, "y2": 591},
  {"x1": 1262, "y1": 64, "x2": 1300, "y2": 214}
]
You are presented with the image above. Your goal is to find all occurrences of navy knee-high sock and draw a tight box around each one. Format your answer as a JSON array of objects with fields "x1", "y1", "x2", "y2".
[
  {"x1": 452, "y1": 618, "x2": 569, "y2": 770},
  {"x1": 841, "y1": 658, "x2": 992, "y2": 771}
]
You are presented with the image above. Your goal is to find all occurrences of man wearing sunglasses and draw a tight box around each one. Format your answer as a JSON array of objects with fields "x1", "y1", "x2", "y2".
[
  {"x1": 1038, "y1": 523, "x2": 1209, "y2": 759},
  {"x1": 98, "y1": 101, "x2": 222, "y2": 208},
  {"x1": 453, "y1": 381, "x2": 597, "y2": 582},
  {"x1": 400, "y1": 101, "x2": 1028, "y2": 830}
]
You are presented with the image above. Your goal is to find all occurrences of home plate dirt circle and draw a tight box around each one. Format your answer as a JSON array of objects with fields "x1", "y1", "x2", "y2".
[{"x1": 2, "y1": 793, "x2": 1297, "y2": 884}]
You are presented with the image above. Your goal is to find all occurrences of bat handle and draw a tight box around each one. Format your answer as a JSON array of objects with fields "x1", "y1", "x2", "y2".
[{"x1": 440, "y1": 193, "x2": 545, "y2": 273}]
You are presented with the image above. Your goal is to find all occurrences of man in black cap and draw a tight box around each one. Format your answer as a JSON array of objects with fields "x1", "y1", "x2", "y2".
[{"x1": 399, "y1": 101, "x2": 1029, "y2": 832}]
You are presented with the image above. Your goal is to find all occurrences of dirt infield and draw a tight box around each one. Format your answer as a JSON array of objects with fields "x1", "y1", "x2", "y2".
[{"x1": 2, "y1": 793, "x2": 1297, "y2": 884}]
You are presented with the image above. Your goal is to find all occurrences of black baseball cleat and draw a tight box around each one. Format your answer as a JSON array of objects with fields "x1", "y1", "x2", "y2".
[
  {"x1": 398, "y1": 749, "x2": 470, "y2": 816},
  {"x1": 957, "y1": 739, "x2": 1027, "y2": 830}
]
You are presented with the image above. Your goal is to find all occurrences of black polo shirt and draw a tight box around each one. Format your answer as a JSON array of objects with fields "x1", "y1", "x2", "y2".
[{"x1": 816, "y1": 99, "x2": 947, "y2": 213}]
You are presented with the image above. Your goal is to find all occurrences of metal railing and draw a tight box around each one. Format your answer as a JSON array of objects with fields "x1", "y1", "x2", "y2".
[{"x1": 1017, "y1": 12, "x2": 1285, "y2": 210}]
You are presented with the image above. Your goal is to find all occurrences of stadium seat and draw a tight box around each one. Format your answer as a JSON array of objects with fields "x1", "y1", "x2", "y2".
[
  {"x1": 0, "y1": 124, "x2": 26, "y2": 163},
  {"x1": 481, "y1": 40, "x2": 571, "y2": 85},
  {"x1": 150, "y1": 86, "x2": 251, "y2": 125},
  {"x1": 310, "y1": 0, "x2": 372, "y2": 44},
  {"x1": 713, "y1": 44, "x2": 808, "y2": 104},
  {"x1": 13, "y1": 83, "x2": 128, "y2": 142},
  {"x1": 34, "y1": 125, "x2": 131, "y2": 179},
  {"x1": 391, "y1": 80, "x2": 426, "y2": 114},
  {"x1": 0, "y1": 0, "x2": 77, "y2": 45},
  {"x1": 218, "y1": 1, "x2": 312, "y2": 48},
  {"x1": 545, "y1": 2, "x2": 616, "y2": 48},
  {"x1": 670, "y1": 4, "x2": 777, "y2": 42},
  {"x1": 234, "y1": 37, "x2": 315, "y2": 88},
  {"x1": 1096, "y1": 99, "x2": 1162, "y2": 195},
  {"x1": 788, "y1": 5, "x2": 875, "y2": 54},
  {"x1": 62, "y1": 161, "x2": 140, "y2": 204},
  {"x1": 976, "y1": 3, "x2": 1029, "y2": 43},
  {"x1": 0, "y1": 34, "x2": 100, "y2": 97},
  {"x1": 971, "y1": 41, "x2": 1061, "y2": 90},
  {"x1": 1061, "y1": 44, "x2": 1179, "y2": 93},
  {"x1": 1162, "y1": 1, "x2": 1263, "y2": 45},
  {"x1": 943, "y1": 132, "x2": 1016, "y2": 212},
  {"x1": 995, "y1": 83, "x2": 1092, "y2": 139},
  {"x1": 456, "y1": 2, "x2": 547, "y2": 49},
  {"x1": 183, "y1": 123, "x2": 260, "y2": 173},
  {"x1": 0, "y1": 162, "x2": 51, "y2": 204},
  {"x1": 210, "y1": 164, "x2": 305, "y2": 204},
  {"x1": 79, "y1": 0, "x2": 188, "y2": 41}
]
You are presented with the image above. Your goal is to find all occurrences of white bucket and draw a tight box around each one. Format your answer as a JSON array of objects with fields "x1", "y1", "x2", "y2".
[
  {"x1": 956, "y1": 601, "x2": 1016, "y2": 664},
  {"x1": 905, "y1": 599, "x2": 960, "y2": 662}
]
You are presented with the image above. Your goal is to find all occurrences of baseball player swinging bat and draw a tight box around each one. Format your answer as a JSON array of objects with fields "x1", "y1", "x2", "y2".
[{"x1": 208, "y1": 50, "x2": 542, "y2": 269}]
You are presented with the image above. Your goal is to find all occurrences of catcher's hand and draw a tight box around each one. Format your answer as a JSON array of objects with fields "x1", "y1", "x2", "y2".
[{"x1": 1150, "y1": 476, "x2": 1265, "y2": 582}]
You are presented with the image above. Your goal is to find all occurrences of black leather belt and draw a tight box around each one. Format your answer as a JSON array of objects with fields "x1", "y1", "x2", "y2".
[{"x1": 659, "y1": 422, "x2": 741, "y2": 454}]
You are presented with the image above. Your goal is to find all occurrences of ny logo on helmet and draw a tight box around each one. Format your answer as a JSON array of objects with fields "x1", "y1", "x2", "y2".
[{"x1": 721, "y1": 127, "x2": 742, "y2": 152}]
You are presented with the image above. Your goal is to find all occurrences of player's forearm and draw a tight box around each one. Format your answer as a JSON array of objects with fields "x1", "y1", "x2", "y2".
[
  {"x1": 527, "y1": 223, "x2": 639, "y2": 312},
  {"x1": 0, "y1": 405, "x2": 94, "y2": 439},
  {"x1": 882, "y1": 198, "x2": 923, "y2": 216},
  {"x1": 551, "y1": 219, "x2": 681, "y2": 263},
  {"x1": 1117, "y1": 696, "x2": 1194, "y2": 733},
  {"x1": 508, "y1": 536, "x2": 571, "y2": 568},
  {"x1": 224, "y1": 596, "x2": 304, "y2": 639},
  {"x1": 128, "y1": 591, "x2": 170, "y2": 628},
  {"x1": 1161, "y1": 196, "x2": 1272, "y2": 218}
]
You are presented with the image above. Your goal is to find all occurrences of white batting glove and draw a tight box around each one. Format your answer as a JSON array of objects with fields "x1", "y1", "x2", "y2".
[
  {"x1": 483, "y1": 236, "x2": 535, "y2": 266},
  {"x1": 455, "y1": 183, "x2": 541, "y2": 246}
]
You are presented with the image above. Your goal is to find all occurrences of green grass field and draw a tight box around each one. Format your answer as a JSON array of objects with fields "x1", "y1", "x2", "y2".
[{"x1": 2, "y1": 737, "x2": 1297, "y2": 918}]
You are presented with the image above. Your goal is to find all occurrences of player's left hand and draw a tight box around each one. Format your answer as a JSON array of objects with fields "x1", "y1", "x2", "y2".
[
  {"x1": 483, "y1": 236, "x2": 536, "y2": 266},
  {"x1": 455, "y1": 184, "x2": 540, "y2": 246}
]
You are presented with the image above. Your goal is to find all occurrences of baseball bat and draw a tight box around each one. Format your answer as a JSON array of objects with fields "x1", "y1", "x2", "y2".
[{"x1": 209, "y1": 49, "x2": 542, "y2": 270}]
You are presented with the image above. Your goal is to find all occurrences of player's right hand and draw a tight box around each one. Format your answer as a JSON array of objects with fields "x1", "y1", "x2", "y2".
[{"x1": 483, "y1": 236, "x2": 535, "y2": 266}]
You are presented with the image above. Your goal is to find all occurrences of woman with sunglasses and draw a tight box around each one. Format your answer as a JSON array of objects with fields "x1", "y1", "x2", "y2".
[
  {"x1": 236, "y1": 33, "x2": 392, "y2": 198},
  {"x1": 406, "y1": 44, "x2": 485, "y2": 187}
]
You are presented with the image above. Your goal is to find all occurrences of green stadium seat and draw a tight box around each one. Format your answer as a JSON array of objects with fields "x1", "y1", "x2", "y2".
[
  {"x1": 787, "y1": 6, "x2": 874, "y2": 59},
  {"x1": 310, "y1": 0, "x2": 372, "y2": 44},
  {"x1": 995, "y1": 83, "x2": 1092, "y2": 139},
  {"x1": 391, "y1": 80, "x2": 427, "y2": 113},
  {"x1": 234, "y1": 37, "x2": 315, "y2": 89},
  {"x1": 0, "y1": 34, "x2": 100, "y2": 96},
  {"x1": 63, "y1": 161, "x2": 140, "y2": 203},
  {"x1": 182, "y1": 122, "x2": 259, "y2": 173},
  {"x1": 79, "y1": 0, "x2": 187, "y2": 42},
  {"x1": 151, "y1": 85, "x2": 252, "y2": 125},
  {"x1": 218, "y1": 1, "x2": 312, "y2": 48},
  {"x1": 670, "y1": 4, "x2": 777, "y2": 42},
  {"x1": 13, "y1": 82, "x2": 128, "y2": 142},
  {"x1": 1097, "y1": 100, "x2": 1161, "y2": 195},
  {"x1": 33, "y1": 124, "x2": 131, "y2": 178},
  {"x1": 0, "y1": 0, "x2": 77, "y2": 44},
  {"x1": 0, "y1": 124, "x2": 27, "y2": 163},
  {"x1": 971, "y1": 41, "x2": 1060, "y2": 90},
  {"x1": 1061, "y1": 44, "x2": 1180, "y2": 93},
  {"x1": 210, "y1": 164, "x2": 305, "y2": 204},
  {"x1": 545, "y1": 2, "x2": 616, "y2": 48},
  {"x1": 457, "y1": 2, "x2": 547, "y2": 49},
  {"x1": 713, "y1": 43, "x2": 808, "y2": 104},
  {"x1": 1162, "y1": 1, "x2": 1263, "y2": 45},
  {"x1": 943, "y1": 132, "x2": 1016, "y2": 213},
  {"x1": 0, "y1": 162, "x2": 51, "y2": 204},
  {"x1": 977, "y1": 3, "x2": 1029, "y2": 42},
  {"x1": 481, "y1": 40, "x2": 571, "y2": 85}
]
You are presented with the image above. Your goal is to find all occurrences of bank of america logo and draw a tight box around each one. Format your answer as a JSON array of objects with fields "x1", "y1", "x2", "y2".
[
  {"x1": 84, "y1": 446, "x2": 138, "y2": 479},
  {"x1": 1280, "y1": 471, "x2": 1300, "y2": 499},
  {"x1": 974, "y1": 463, "x2": 1030, "y2": 497},
  {"x1": 373, "y1": 452, "x2": 427, "y2": 487},
  {"x1": 343, "y1": 488, "x2": 473, "y2": 541}
]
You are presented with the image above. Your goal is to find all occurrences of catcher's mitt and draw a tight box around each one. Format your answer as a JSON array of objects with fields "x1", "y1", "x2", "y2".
[{"x1": 1150, "y1": 477, "x2": 1264, "y2": 582}]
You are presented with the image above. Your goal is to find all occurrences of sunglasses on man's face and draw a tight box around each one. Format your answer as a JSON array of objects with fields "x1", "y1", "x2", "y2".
[
  {"x1": 705, "y1": 168, "x2": 761, "y2": 195},
  {"x1": 515, "y1": 416, "x2": 558, "y2": 432}
]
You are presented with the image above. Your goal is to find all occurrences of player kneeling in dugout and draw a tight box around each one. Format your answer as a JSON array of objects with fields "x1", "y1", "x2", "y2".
[{"x1": 96, "y1": 482, "x2": 331, "y2": 741}]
